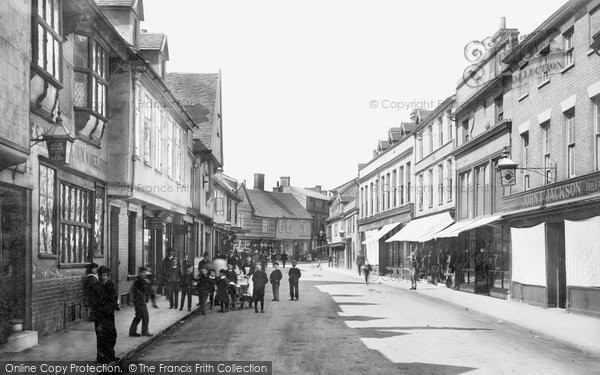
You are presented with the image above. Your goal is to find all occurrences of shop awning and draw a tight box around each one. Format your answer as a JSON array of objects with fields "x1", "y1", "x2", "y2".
[
  {"x1": 458, "y1": 215, "x2": 503, "y2": 233},
  {"x1": 433, "y1": 215, "x2": 502, "y2": 238},
  {"x1": 433, "y1": 218, "x2": 478, "y2": 238},
  {"x1": 361, "y1": 229, "x2": 380, "y2": 244},
  {"x1": 371, "y1": 222, "x2": 404, "y2": 242},
  {"x1": 386, "y1": 212, "x2": 454, "y2": 243}
]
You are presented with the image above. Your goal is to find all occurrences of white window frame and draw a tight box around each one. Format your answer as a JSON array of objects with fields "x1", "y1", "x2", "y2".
[
  {"x1": 594, "y1": 99, "x2": 600, "y2": 170},
  {"x1": 566, "y1": 110, "x2": 576, "y2": 178},
  {"x1": 564, "y1": 28, "x2": 574, "y2": 67}
]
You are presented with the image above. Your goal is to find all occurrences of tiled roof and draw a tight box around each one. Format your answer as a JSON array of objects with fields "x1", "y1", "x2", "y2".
[
  {"x1": 288, "y1": 186, "x2": 329, "y2": 201},
  {"x1": 165, "y1": 73, "x2": 219, "y2": 148},
  {"x1": 139, "y1": 33, "x2": 165, "y2": 50},
  {"x1": 246, "y1": 190, "x2": 313, "y2": 220},
  {"x1": 95, "y1": 0, "x2": 135, "y2": 7}
]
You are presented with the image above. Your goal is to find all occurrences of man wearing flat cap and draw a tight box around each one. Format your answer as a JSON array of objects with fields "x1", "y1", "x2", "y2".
[{"x1": 129, "y1": 266, "x2": 158, "y2": 337}]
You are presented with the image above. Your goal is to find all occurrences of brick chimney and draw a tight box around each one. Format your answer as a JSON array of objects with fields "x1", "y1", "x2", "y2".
[
  {"x1": 314, "y1": 185, "x2": 322, "y2": 193},
  {"x1": 280, "y1": 176, "x2": 291, "y2": 187},
  {"x1": 253, "y1": 173, "x2": 265, "y2": 190}
]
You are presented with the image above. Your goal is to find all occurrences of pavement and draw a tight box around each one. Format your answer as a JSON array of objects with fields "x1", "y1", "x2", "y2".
[
  {"x1": 323, "y1": 264, "x2": 600, "y2": 356},
  {"x1": 0, "y1": 292, "x2": 200, "y2": 362},
  {"x1": 0, "y1": 262, "x2": 598, "y2": 371}
]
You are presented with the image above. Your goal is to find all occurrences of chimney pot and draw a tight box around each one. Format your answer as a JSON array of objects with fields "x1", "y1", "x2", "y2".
[
  {"x1": 499, "y1": 17, "x2": 506, "y2": 29},
  {"x1": 253, "y1": 173, "x2": 265, "y2": 191}
]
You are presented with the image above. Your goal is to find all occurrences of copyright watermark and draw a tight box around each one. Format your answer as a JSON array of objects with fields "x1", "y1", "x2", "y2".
[{"x1": 369, "y1": 99, "x2": 444, "y2": 111}]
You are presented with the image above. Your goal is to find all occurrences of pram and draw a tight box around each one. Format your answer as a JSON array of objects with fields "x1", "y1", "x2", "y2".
[{"x1": 232, "y1": 276, "x2": 253, "y2": 309}]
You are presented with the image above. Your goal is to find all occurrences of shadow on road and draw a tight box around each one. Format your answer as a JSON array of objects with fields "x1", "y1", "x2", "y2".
[{"x1": 394, "y1": 362, "x2": 477, "y2": 374}]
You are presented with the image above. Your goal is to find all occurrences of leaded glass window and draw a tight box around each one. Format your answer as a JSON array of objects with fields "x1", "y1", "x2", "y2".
[
  {"x1": 59, "y1": 183, "x2": 93, "y2": 264},
  {"x1": 39, "y1": 165, "x2": 56, "y2": 255},
  {"x1": 93, "y1": 186, "x2": 105, "y2": 258}
]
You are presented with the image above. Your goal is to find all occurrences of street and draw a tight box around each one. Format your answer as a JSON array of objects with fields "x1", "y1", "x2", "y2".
[{"x1": 128, "y1": 265, "x2": 600, "y2": 375}]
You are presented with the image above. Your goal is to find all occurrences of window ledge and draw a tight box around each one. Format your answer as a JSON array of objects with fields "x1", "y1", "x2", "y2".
[
  {"x1": 537, "y1": 79, "x2": 550, "y2": 90},
  {"x1": 588, "y1": 49, "x2": 597, "y2": 57},
  {"x1": 38, "y1": 253, "x2": 57, "y2": 259},
  {"x1": 31, "y1": 64, "x2": 63, "y2": 90},
  {"x1": 561, "y1": 63, "x2": 575, "y2": 74},
  {"x1": 518, "y1": 93, "x2": 529, "y2": 102},
  {"x1": 144, "y1": 161, "x2": 152, "y2": 168},
  {"x1": 58, "y1": 263, "x2": 88, "y2": 269}
]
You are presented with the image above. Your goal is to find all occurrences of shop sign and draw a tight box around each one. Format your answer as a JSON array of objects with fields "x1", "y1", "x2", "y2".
[
  {"x1": 503, "y1": 173, "x2": 600, "y2": 210},
  {"x1": 146, "y1": 218, "x2": 164, "y2": 230},
  {"x1": 174, "y1": 224, "x2": 189, "y2": 235}
]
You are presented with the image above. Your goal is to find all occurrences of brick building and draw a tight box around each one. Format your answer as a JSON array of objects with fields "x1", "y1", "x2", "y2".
[
  {"x1": 275, "y1": 176, "x2": 330, "y2": 258},
  {"x1": 499, "y1": 0, "x2": 600, "y2": 315}
]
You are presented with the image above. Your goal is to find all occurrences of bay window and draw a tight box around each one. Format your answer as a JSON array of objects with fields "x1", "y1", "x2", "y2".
[{"x1": 34, "y1": 0, "x2": 62, "y2": 82}]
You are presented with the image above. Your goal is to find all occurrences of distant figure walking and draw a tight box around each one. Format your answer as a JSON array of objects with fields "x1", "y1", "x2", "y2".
[
  {"x1": 196, "y1": 268, "x2": 212, "y2": 315},
  {"x1": 356, "y1": 253, "x2": 365, "y2": 276},
  {"x1": 409, "y1": 255, "x2": 418, "y2": 290},
  {"x1": 216, "y1": 270, "x2": 230, "y2": 313},
  {"x1": 288, "y1": 261, "x2": 301, "y2": 301},
  {"x1": 363, "y1": 259, "x2": 373, "y2": 284},
  {"x1": 281, "y1": 252, "x2": 288, "y2": 268}
]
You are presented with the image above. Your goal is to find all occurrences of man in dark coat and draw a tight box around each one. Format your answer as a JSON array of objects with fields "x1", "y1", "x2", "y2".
[
  {"x1": 269, "y1": 262, "x2": 282, "y2": 301},
  {"x1": 179, "y1": 264, "x2": 195, "y2": 312},
  {"x1": 165, "y1": 258, "x2": 181, "y2": 309},
  {"x1": 198, "y1": 252, "x2": 211, "y2": 272},
  {"x1": 356, "y1": 253, "x2": 365, "y2": 276},
  {"x1": 129, "y1": 267, "x2": 158, "y2": 337},
  {"x1": 281, "y1": 252, "x2": 288, "y2": 268},
  {"x1": 160, "y1": 248, "x2": 175, "y2": 294},
  {"x1": 94, "y1": 266, "x2": 119, "y2": 363},
  {"x1": 196, "y1": 268, "x2": 212, "y2": 315},
  {"x1": 252, "y1": 264, "x2": 269, "y2": 313},
  {"x1": 288, "y1": 260, "x2": 301, "y2": 301}
]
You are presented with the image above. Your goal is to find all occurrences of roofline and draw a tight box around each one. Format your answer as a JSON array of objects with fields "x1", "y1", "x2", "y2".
[
  {"x1": 503, "y1": 0, "x2": 586, "y2": 65},
  {"x1": 413, "y1": 94, "x2": 456, "y2": 133},
  {"x1": 359, "y1": 133, "x2": 414, "y2": 172}
]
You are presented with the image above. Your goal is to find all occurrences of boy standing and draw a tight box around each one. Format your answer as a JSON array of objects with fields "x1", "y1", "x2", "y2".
[
  {"x1": 166, "y1": 258, "x2": 181, "y2": 309},
  {"x1": 288, "y1": 261, "x2": 301, "y2": 301},
  {"x1": 269, "y1": 262, "x2": 282, "y2": 301},
  {"x1": 252, "y1": 263, "x2": 269, "y2": 313},
  {"x1": 129, "y1": 267, "x2": 158, "y2": 337}
]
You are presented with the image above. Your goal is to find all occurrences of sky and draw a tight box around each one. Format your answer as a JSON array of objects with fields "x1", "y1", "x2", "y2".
[{"x1": 141, "y1": 0, "x2": 567, "y2": 191}]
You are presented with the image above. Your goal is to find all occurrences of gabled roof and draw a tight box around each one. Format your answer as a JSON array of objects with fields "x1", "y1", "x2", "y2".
[
  {"x1": 139, "y1": 32, "x2": 169, "y2": 60},
  {"x1": 377, "y1": 140, "x2": 390, "y2": 151},
  {"x1": 165, "y1": 72, "x2": 220, "y2": 154},
  {"x1": 332, "y1": 178, "x2": 358, "y2": 196},
  {"x1": 246, "y1": 189, "x2": 313, "y2": 220}
]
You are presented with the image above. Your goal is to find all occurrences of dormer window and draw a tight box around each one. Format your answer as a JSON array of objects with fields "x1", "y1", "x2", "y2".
[{"x1": 34, "y1": 0, "x2": 62, "y2": 83}]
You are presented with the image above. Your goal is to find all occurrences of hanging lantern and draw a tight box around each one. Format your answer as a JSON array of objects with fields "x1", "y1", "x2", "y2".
[{"x1": 44, "y1": 110, "x2": 75, "y2": 165}]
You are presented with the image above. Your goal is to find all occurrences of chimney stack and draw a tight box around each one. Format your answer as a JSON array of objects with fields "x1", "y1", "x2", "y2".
[
  {"x1": 280, "y1": 176, "x2": 291, "y2": 188},
  {"x1": 315, "y1": 185, "x2": 322, "y2": 193},
  {"x1": 499, "y1": 17, "x2": 506, "y2": 29},
  {"x1": 253, "y1": 173, "x2": 265, "y2": 191}
]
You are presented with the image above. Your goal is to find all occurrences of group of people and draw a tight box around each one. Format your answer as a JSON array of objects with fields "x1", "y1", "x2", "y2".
[{"x1": 83, "y1": 250, "x2": 303, "y2": 363}]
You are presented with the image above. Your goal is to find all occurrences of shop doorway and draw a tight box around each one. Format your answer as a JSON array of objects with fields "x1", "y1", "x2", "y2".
[{"x1": 0, "y1": 186, "x2": 27, "y2": 342}]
